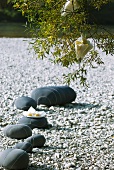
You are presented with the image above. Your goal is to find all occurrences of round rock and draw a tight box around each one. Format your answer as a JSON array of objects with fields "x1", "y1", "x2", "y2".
[
  {"x1": 14, "y1": 142, "x2": 33, "y2": 153},
  {"x1": 31, "y1": 86, "x2": 76, "y2": 106},
  {"x1": 14, "y1": 96, "x2": 37, "y2": 111},
  {"x1": 3, "y1": 124, "x2": 32, "y2": 139},
  {"x1": 0, "y1": 148, "x2": 29, "y2": 170},
  {"x1": 18, "y1": 116, "x2": 48, "y2": 129},
  {"x1": 25, "y1": 134, "x2": 46, "y2": 148}
]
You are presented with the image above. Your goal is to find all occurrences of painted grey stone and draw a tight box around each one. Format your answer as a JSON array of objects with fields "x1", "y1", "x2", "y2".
[
  {"x1": 25, "y1": 134, "x2": 46, "y2": 148},
  {"x1": 0, "y1": 148, "x2": 29, "y2": 170},
  {"x1": 14, "y1": 142, "x2": 33, "y2": 153},
  {"x1": 31, "y1": 86, "x2": 76, "y2": 106},
  {"x1": 18, "y1": 116, "x2": 48, "y2": 129},
  {"x1": 3, "y1": 124, "x2": 32, "y2": 139},
  {"x1": 14, "y1": 96, "x2": 37, "y2": 111}
]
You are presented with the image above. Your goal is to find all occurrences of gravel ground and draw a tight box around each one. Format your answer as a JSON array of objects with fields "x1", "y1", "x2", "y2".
[{"x1": 0, "y1": 38, "x2": 114, "y2": 170}]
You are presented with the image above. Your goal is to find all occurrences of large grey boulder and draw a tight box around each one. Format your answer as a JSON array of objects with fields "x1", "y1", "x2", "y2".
[
  {"x1": 25, "y1": 134, "x2": 46, "y2": 148},
  {"x1": 31, "y1": 86, "x2": 76, "y2": 106},
  {"x1": 0, "y1": 148, "x2": 29, "y2": 170},
  {"x1": 3, "y1": 124, "x2": 32, "y2": 139},
  {"x1": 14, "y1": 142, "x2": 33, "y2": 153},
  {"x1": 18, "y1": 116, "x2": 48, "y2": 129},
  {"x1": 14, "y1": 96, "x2": 37, "y2": 111}
]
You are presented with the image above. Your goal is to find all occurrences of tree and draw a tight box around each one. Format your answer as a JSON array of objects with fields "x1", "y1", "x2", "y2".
[
  {"x1": 9, "y1": 0, "x2": 114, "y2": 85},
  {"x1": 0, "y1": 0, "x2": 26, "y2": 22},
  {"x1": 0, "y1": 0, "x2": 8, "y2": 8}
]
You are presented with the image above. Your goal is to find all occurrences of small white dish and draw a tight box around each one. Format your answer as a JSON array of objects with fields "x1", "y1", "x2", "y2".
[{"x1": 23, "y1": 111, "x2": 46, "y2": 118}]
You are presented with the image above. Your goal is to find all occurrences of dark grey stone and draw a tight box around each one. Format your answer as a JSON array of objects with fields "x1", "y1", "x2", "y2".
[
  {"x1": 14, "y1": 96, "x2": 37, "y2": 111},
  {"x1": 0, "y1": 148, "x2": 29, "y2": 170},
  {"x1": 31, "y1": 86, "x2": 76, "y2": 106},
  {"x1": 25, "y1": 134, "x2": 46, "y2": 148},
  {"x1": 3, "y1": 124, "x2": 32, "y2": 139},
  {"x1": 14, "y1": 142, "x2": 33, "y2": 153},
  {"x1": 18, "y1": 116, "x2": 49, "y2": 129}
]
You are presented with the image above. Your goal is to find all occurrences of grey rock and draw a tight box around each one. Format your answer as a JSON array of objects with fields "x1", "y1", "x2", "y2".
[{"x1": 3, "y1": 124, "x2": 32, "y2": 139}]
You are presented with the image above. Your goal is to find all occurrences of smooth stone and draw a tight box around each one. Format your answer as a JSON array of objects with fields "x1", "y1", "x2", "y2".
[
  {"x1": 25, "y1": 134, "x2": 46, "y2": 148},
  {"x1": 14, "y1": 142, "x2": 33, "y2": 153},
  {"x1": 18, "y1": 116, "x2": 49, "y2": 129},
  {"x1": 31, "y1": 86, "x2": 76, "y2": 106},
  {"x1": 14, "y1": 96, "x2": 37, "y2": 111},
  {"x1": 0, "y1": 148, "x2": 29, "y2": 170},
  {"x1": 3, "y1": 124, "x2": 32, "y2": 139}
]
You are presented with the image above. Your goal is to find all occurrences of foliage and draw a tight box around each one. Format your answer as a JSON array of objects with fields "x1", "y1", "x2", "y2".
[{"x1": 9, "y1": 0, "x2": 114, "y2": 86}]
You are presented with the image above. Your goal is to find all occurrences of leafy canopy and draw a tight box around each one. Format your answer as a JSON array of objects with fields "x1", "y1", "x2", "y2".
[{"x1": 9, "y1": 0, "x2": 114, "y2": 85}]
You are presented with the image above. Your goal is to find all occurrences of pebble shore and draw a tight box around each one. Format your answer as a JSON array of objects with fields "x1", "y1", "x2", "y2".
[{"x1": 0, "y1": 38, "x2": 114, "y2": 170}]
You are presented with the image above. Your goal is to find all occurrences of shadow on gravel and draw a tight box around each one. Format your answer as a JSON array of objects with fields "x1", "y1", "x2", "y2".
[
  {"x1": 64, "y1": 102, "x2": 101, "y2": 110},
  {"x1": 29, "y1": 164, "x2": 55, "y2": 170},
  {"x1": 36, "y1": 103, "x2": 101, "y2": 111},
  {"x1": 43, "y1": 145, "x2": 63, "y2": 150}
]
